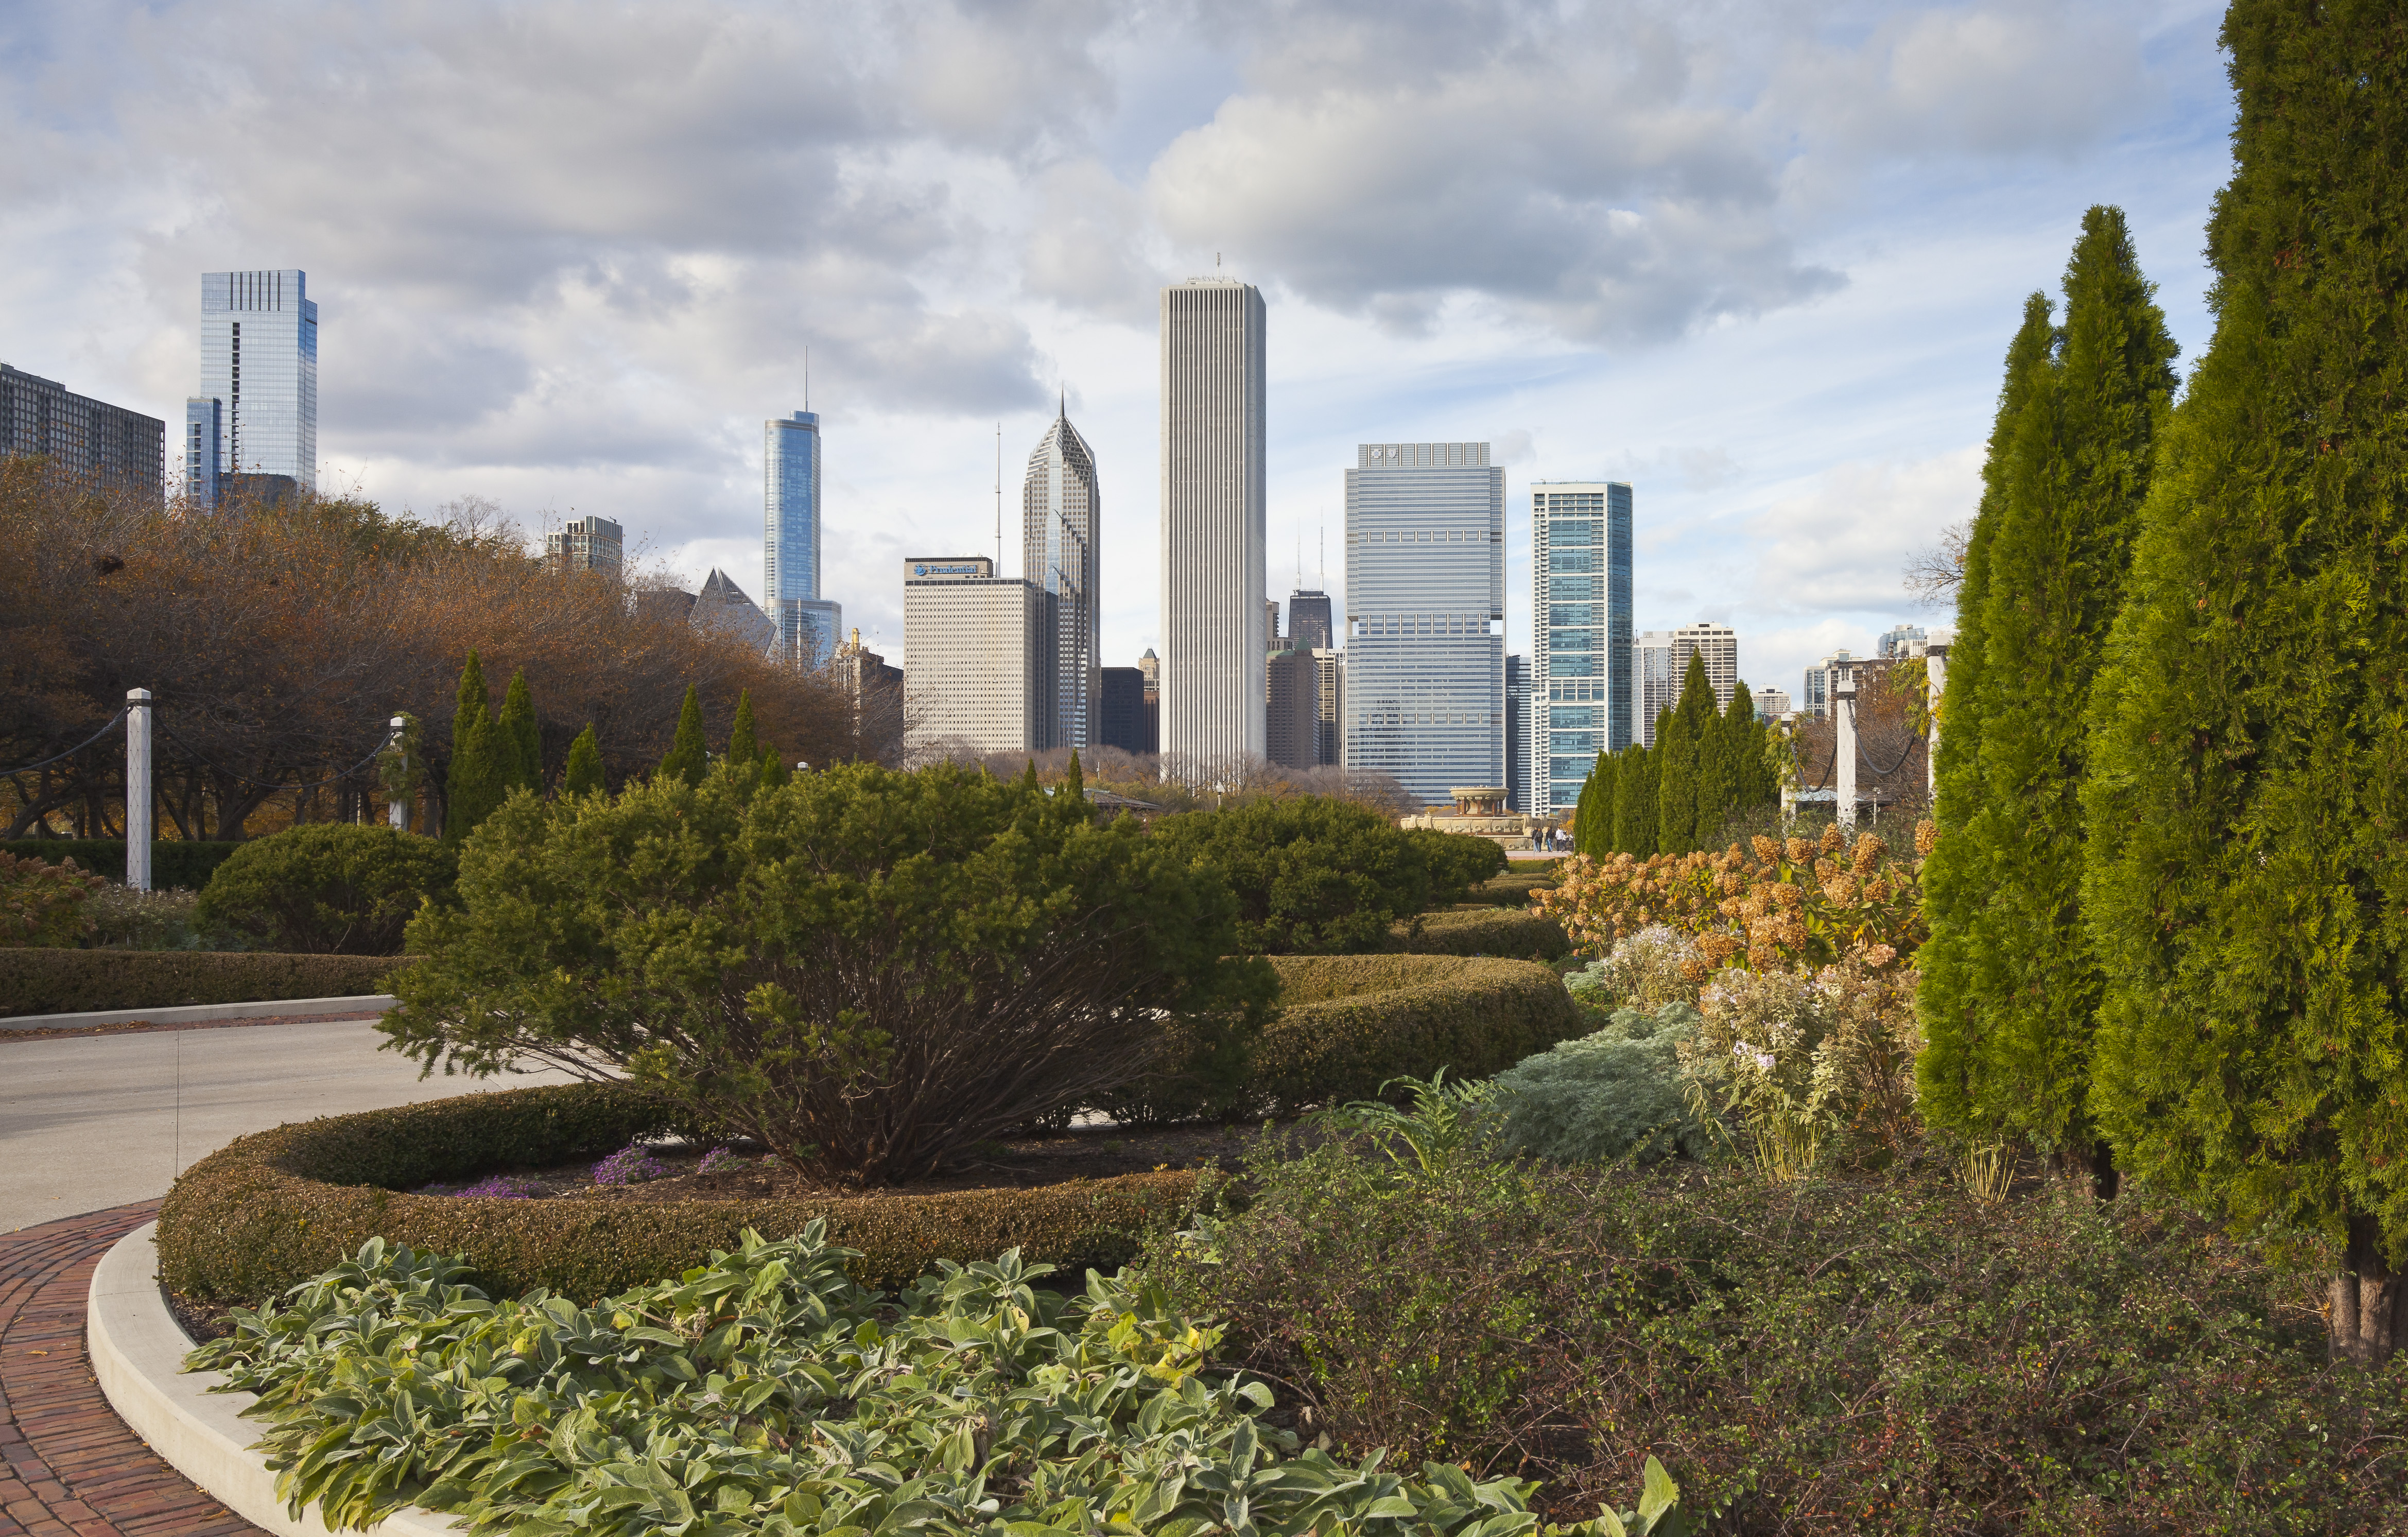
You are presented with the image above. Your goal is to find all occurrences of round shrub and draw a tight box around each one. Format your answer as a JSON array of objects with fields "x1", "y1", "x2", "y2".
[
  {"x1": 1404, "y1": 827, "x2": 1509, "y2": 903},
  {"x1": 1495, "y1": 1001, "x2": 1712, "y2": 1165},
  {"x1": 196, "y1": 823, "x2": 455, "y2": 954},
  {"x1": 1151, "y1": 796, "x2": 1437, "y2": 953}
]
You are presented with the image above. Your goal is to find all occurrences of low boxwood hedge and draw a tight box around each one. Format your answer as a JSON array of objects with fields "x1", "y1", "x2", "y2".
[
  {"x1": 1249, "y1": 953, "x2": 1582, "y2": 1111},
  {"x1": 0, "y1": 949, "x2": 415, "y2": 1018},
  {"x1": 1461, "y1": 869, "x2": 1560, "y2": 907},
  {"x1": 1390, "y1": 906, "x2": 1570, "y2": 960},
  {"x1": 155, "y1": 1081, "x2": 1197, "y2": 1304},
  {"x1": 0, "y1": 838, "x2": 241, "y2": 889}
]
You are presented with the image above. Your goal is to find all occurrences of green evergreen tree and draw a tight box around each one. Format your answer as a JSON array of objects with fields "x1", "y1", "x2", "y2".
[
  {"x1": 443, "y1": 649, "x2": 506, "y2": 845},
  {"x1": 1654, "y1": 653, "x2": 1720, "y2": 854},
  {"x1": 760, "y1": 750, "x2": 791, "y2": 788},
  {"x1": 1712, "y1": 680, "x2": 1774, "y2": 840},
  {"x1": 727, "y1": 689, "x2": 760, "y2": 766},
  {"x1": 657, "y1": 685, "x2": 707, "y2": 787},
  {"x1": 562, "y1": 723, "x2": 605, "y2": 797},
  {"x1": 1580, "y1": 751, "x2": 1616, "y2": 857},
  {"x1": 2083, "y1": 0, "x2": 2408, "y2": 1363},
  {"x1": 1915, "y1": 208, "x2": 2179, "y2": 1191},
  {"x1": 1917, "y1": 292, "x2": 2061, "y2": 1136},
  {"x1": 496, "y1": 669, "x2": 541, "y2": 792},
  {"x1": 1614, "y1": 738, "x2": 1660, "y2": 855}
]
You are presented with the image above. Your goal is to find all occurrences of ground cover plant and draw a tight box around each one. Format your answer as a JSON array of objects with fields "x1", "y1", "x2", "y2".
[{"x1": 188, "y1": 1224, "x2": 1673, "y2": 1537}]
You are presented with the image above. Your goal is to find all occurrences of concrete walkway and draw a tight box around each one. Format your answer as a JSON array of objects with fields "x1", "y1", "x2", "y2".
[{"x1": 0, "y1": 1021, "x2": 576, "y2": 1233}]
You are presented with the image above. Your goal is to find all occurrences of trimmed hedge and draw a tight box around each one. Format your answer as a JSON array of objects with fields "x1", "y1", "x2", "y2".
[
  {"x1": 1461, "y1": 870, "x2": 1559, "y2": 907},
  {"x1": 0, "y1": 950, "x2": 413, "y2": 1017},
  {"x1": 156, "y1": 1081, "x2": 1197, "y2": 1304},
  {"x1": 1249, "y1": 954, "x2": 1583, "y2": 1111},
  {"x1": 0, "y1": 838, "x2": 241, "y2": 889},
  {"x1": 1390, "y1": 906, "x2": 1570, "y2": 960}
]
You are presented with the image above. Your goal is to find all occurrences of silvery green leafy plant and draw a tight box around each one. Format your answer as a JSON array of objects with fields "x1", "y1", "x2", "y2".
[{"x1": 186, "y1": 1226, "x2": 1668, "y2": 1537}]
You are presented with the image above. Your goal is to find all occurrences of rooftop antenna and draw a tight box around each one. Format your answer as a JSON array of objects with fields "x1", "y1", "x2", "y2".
[
  {"x1": 995, "y1": 422, "x2": 1002, "y2": 569},
  {"x1": 1319, "y1": 524, "x2": 1326, "y2": 586},
  {"x1": 803, "y1": 345, "x2": 809, "y2": 412}
]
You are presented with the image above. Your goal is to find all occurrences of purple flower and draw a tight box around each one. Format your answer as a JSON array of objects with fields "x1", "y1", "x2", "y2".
[
  {"x1": 697, "y1": 1147, "x2": 748, "y2": 1176},
  {"x1": 593, "y1": 1142, "x2": 673, "y2": 1186}
]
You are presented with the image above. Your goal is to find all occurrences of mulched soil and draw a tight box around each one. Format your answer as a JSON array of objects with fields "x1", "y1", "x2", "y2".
[{"x1": 431, "y1": 1121, "x2": 1271, "y2": 1205}]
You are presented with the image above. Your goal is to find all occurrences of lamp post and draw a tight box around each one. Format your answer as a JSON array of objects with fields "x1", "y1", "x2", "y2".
[{"x1": 1835, "y1": 673, "x2": 1858, "y2": 834}]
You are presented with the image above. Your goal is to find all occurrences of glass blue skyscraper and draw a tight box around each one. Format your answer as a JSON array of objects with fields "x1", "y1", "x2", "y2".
[
  {"x1": 1531, "y1": 481, "x2": 1634, "y2": 817},
  {"x1": 198, "y1": 270, "x2": 317, "y2": 491},
  {"x1": 766, "y1": 411, "x2": 840, "y2": 666}
]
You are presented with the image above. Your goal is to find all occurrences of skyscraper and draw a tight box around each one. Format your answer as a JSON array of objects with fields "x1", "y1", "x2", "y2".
[
  {"x1": 1531, "y1": 481, "x2": 1634, "y2": 816},
  {"x1": 1634, "y1": 621, "x2": 1741, "y2": 744},
  {"x1": 199, "y1": 270, "x2": 317, "y2": 491},
  {"x1": 1877, "y1": 623, "x2": 1929, "y2": 659},
  {"x1": 183, "y1": 397, "x2": 219, "y2": 506},
  {"x1": 1023, "y1": 403, "x2": 1099, "y2": 748},
  {"x1": 767, "y1": 411, "x2": 841, "y2": 667},
  {"x1": 1267, "y1": 651, "x2": 1319, "y2": 770},
  {"x1": 1342, "y1": 441, "x2": 1506, "y2": 804},
  {"x1": 546, "y1": 515, "x2": 623, "y2": 576},
  {"x1": 1, "y1": 362, "x2": 164, "y2": 496},
  {"x1": 1159, "y1": 277, "x2": 1267, "y2": 767},
  {"x1": 1287, "y1": 589, "x2": 1334, "y2": 652},
  {"x1": 1505, "y1": 654, "x2": 1531, "y2": 813},
  {"x1": 902, "y1": 556, "x2": 1058, "y2": 756},
  {"x1": 1634, "y1": 630, "x2": 1677, "y2": 746}
]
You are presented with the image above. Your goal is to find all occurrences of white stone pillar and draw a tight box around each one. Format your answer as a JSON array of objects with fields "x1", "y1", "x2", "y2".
[
  {"x1": 1835, "y1": 673, "x2": 1858, "y2": 834},
  {"x1": 125, "y1": 689, "x2": 153, "y2": 891},
  {"x1": 1924, "y1": 645, "x2": 1949, "y2": 800},
  {"x1": 387, "y1": 716, "x2": 410, "y2": 831}
]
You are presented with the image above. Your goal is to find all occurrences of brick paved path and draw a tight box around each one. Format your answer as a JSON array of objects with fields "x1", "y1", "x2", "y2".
[{"x1": 0, "y1": 1201, "x2": 267, "y2": 1536}]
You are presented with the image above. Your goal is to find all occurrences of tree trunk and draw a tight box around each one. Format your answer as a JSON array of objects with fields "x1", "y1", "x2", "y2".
[
  {"x1": 2049, "y1": 1139, "x2": 2120, "y2": 1201},
  {"x1": 2334, "y1": 1216, "x2": 2404, "y2": 1367}
]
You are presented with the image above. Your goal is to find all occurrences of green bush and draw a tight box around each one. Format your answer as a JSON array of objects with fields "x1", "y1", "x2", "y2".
[
  {"x1": 184, "y1": 1228, "x2": 1631, "y2": 1537},
  {"x1": 1390, "y1": 906, "x2": 1569, "y2": 960},
  {"x1": 194, "y1": 823, "x2": 456, "y2": 955},
  {"x1": 1120, "y1": 954, "x2": 1582, "y2": 1122},
  {"x1": 0, "y1": 838, "x2": 241, "y2": 888},
  {"x1": 1151, "y1": 796, "x2": 1448, "y2": 954},
  {"x1": 1404, "y1": 827, "x2": 1507, "y2": 903},
  {"x1": 0, "y1": 949, "x2": 411, "y2": 1017},
  {"x1": 386, "y1": 761, "x2": 1269, "y2": 1185},
  {"x1": 1462, "y1": 869, "x2": 1557, "y2": 907},
  {"x1": 1159, "y1": 1142, "x2": 2408, "y2": 1532},
  {"x1": 155, "y1": 1081, "x2": 1198, "y2": 1304},
  {"x1": 1494, "y1": 1003, "x2": 1710, "y2": 1165}
]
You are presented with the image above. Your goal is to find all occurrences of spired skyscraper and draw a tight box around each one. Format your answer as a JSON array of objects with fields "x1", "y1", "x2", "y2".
[
  {"x1": 1531, "y1": 481, "x2": 1633, "y2": 816},
  {"x1": 766, "y1": 410, "x2": 841, "y2": 667},
  {"x1": 196, "y1": 269, "x2": 318, "y2": 498},
  {"x1": 1158, "y1": 275, "x2": 1267, "y2": 767},
  {"x1": 1342, "y1": 441, "x2": 1506, "y2": 805},
  {"x1": 1022, "y1": 399, "x2": 1100, "y2": 748}
]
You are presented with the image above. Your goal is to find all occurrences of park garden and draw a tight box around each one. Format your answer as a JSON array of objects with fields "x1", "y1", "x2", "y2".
[{"x1": 3, "y1": 2, "x2": 2405, "y2": 1532}]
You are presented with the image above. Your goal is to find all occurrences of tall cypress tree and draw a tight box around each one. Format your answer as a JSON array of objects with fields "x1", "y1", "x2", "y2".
[
  {"x1": 1614, "y1": 736, "x2": 1660, "y2": 855},
  {"x1": 1574, "y1": 750, "x2": 1614, "y2": 856},
  {"x1": 727, "y1": 689, "x2": 760, "y2": 766},
  {"x1": 1655, "y1": 653, "x2": 1720, "y2": 854},
  {"x1": 657, "y1": 685, "x2": 708, "y2": 787},
  {"x1": 1713, "y1": 680, "x2": 1773, "y2": 838},
  {"x1": 2084, "y1": 0, "x2": 2408, "y2": 1364},
  {"x1": 496, "y1": 669, "x2": 541, "y2": 793},
  {"x1": 562, "y1": 723, "x2": 604, "y2": 797},
  {"x1": 443, "y1": 649, "x2": 505, "y2": 845},
  {"x1": 1917, "y1": 293, "x2": 2061, "y2": 1135}
]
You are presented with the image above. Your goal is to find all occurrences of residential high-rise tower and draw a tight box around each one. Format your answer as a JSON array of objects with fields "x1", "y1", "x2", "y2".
[
  {"x1": 1159, "y1": 277, "x2": 1267, "y2": 767},
  {"x1": 1531, "y1": 481, "x2": 1633, "y2": 816},
  {"x1": 1023, "y1": 402, "x2": 1100, "y2": 748},
  {"x1": 1342, "y1": 441, "x2": 1506, "y2": 804},
  {"x1": 199, "y1": 270, "x2": 317, "y2": 492},
  {"x1": 1, "y1": 363, "x2": 164, "y2": 496},
  {"x1": 767, "y1": 410, "x2": 841, "y2": 666}
]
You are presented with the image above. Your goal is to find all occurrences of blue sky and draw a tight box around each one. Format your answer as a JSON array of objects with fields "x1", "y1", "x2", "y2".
[{"x1": 0, "y1": 0, "x2": 2234, "y2": 705}]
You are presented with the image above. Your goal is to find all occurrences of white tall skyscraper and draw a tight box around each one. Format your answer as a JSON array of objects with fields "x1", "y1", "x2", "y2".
[
  {"x1": 1342, "y1": 441, "x2": 1506, "y2": 804},
  {"x1": 1159, "y1": 277, "x2": 1267, "y2": 766},
  {"x1": 1531, "y1": 481, "x2": 1633, "y2": 817},
  {"x1": 1023, "y1": 402, "x2": 1099, "y2": 749},
  {"x1": 1635, "y1": 621, "x2": 1741, "y2": 745},
  {"x1": 198, "y1": 269, "x2": 317, "y2": 492}
]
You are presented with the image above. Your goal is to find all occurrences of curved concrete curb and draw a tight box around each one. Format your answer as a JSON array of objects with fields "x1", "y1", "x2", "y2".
[
  {"x1": 86, "y1": 1221, "x2": 464, "y2": 1536},
  {"x1": 3, "y1": 993, "x2": 396, "y2": 1031}
]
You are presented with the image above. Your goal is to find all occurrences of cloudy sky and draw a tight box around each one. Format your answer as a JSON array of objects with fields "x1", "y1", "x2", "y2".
[{"x1": 3, "y1": 0, "x2": 2233, "y2": 703}]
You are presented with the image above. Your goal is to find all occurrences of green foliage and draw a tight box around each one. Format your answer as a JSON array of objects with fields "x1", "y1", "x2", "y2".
[
  {"x1": 1160, "y1": 1146, "x2": 2405, "y2": 1530},
  {"x1": 657, "y1": 683, "x2": 707, "y2": 787},
  {"x1": 1654, "y1": 654, "x2": 1722, "y2": 855},
  {"x1": 726, "y1": 688, "x2": 760, "y2": 766},
  {"x1": 385, "y1": 762, "x2": 1268, "y2": 1184},
  {"x1": 1403, "y1": 827, "x2": 1508, "y2": 903},
  {"x1": 0, "y1": 848, "x2": 103, "y2": 947},
  {"x1": 495, "y1": 669, "x2": 541, "y2": 793},
  {"x1": 152, "y1": 1081, "x2": 1191, "y2": 1303},
  {"x1": 444, "y1": 650, "x2": 507, "y2": 846},
  {"x1": 1574, "y1": 751, "x2": 1611, "y2": 857},
  {"x1": 1916, "y1": 209, "x2": 2178, "y2": 1175},
  {"x1": 0, "y1": 949, "x2": 409, "y2": 1017},
  {"x1": 1326, "y1": 1068, "x2": 1503, "y2": 1183},
  {"x1": 1151, "y1": 796, "x2": 1436, "y2": 954},
  {"x1": 2082, "y1": 1, "x2": 2408, "y2": 1313},
  {"x1": 1494, "y1": 1003, "x2": 1711, "y2": 1166},
  {"x1": 1389, "y1": 906, "x2": 1569, "y2": 960},
  {"x1": 196, "y1": 823, "x2": 456, "y2": 955},
  {"x1": 562, "y1": 723, "x2": 605, "y2": 797},
  {"x1": 185, "y1": 1227, "x2": 1626, "y2": 1537},
  {"x1": 1918, "y1": 293, "x2": 2057, "y2": 1141},
  {"x1": 1610, "y1": 740, "x2": 1658, "y2": 856},
  {"x1": 1715, "y1": 681, "x2": 1777, "y2": 819},
  {"x1": 0, "y1": 838, "x2": 242, "y2": 888},
  {"x1": 78, "y1": 884, "x2": 209, "y2": 949}
]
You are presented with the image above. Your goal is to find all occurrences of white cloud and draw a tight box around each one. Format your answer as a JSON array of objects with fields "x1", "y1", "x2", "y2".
[{"x1": 1746, "y1": 446, "x2": 1983, "y2": 617}]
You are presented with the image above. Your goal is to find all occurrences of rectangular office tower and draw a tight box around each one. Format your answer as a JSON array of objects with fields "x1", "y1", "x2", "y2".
[
  {"x1": 1531, "y1": 482, "x2": 1632, "y2": 817},
  {"x1": 1159, "y1": 277, "x2": 1267, "y2": 768},
  {"x1": 902, "y1": 556, "x2": 1059, "y2": 757},
  {"x1": 1, "y1": 363, "x2": 165, "y2": 496},
  {"x1": 766, "y1": 411, "x2": 841, "y2": 667},
  {"x1": 1024, "y1": 406, "x2": 1100, "y2": 748},
  {"x1": 1343, "y1": 442, "x2": 1506, "y2": 805},
  {"x1": 199, "y1": 270, "x2": 317, "y2": 492}
]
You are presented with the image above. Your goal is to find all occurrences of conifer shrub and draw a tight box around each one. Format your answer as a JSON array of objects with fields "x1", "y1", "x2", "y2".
[
  {"x1": 196, "y1": 823, "x2": 456, "y2": 955},
  {"x1": 1494, "y1": 1001, "x2": 1709, "y2": 1165},
  {"x1": 1149, "y1": 796, "x2": 1437, "y2": 954}
]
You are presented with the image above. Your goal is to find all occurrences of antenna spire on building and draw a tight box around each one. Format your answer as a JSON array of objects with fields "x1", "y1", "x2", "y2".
[{"x1": 995, "y1": 422, "x2": 1002, "y2": 568}]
